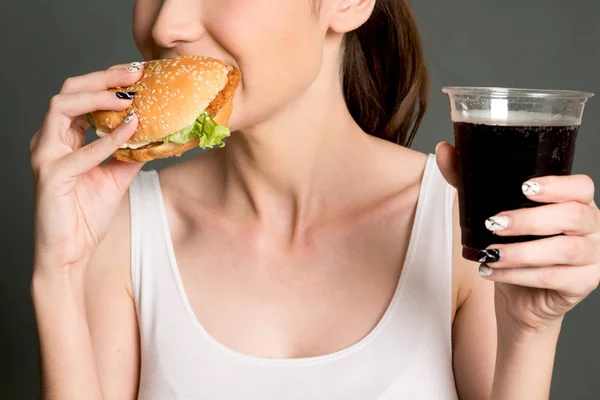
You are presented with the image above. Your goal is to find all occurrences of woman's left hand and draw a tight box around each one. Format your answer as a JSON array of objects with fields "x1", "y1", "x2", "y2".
[{"x1": 437, "y1": 142, "x2": 600, "y2": 333}]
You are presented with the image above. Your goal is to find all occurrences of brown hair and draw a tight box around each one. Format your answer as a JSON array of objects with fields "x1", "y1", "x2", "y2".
[{"x1": 342, "y1": 0, "x2": 429, "y2": 147}]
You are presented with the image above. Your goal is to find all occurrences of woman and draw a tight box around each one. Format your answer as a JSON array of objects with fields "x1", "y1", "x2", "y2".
[{"x1": 30, "y1": 0, "x2": 600, "y2": 398}]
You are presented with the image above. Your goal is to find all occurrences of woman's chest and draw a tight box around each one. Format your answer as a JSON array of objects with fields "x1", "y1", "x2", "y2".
[{"x1": 170, "y1": 214, "x2": 414, "y2": 359}]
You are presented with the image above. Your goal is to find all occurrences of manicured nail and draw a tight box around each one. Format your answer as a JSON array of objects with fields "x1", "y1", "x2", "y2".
[
  {"x1": 124, "y1": 111, "x2": 135, "y2": 123},
  {"x1": 126, "y1": 66, "x2": 142, "y2": 72},
  {"x1": 479, "y1": 264, "x2": 493, "y2": 277},
  {"x1": 485, "y1": 216, "x2": 509, "y2": 232},
  {"x1": 130, "y1": 62, "x2": 145, "y2": 68},
  {"x1": 478, "y1": 249, "x2": 502, "y2": 263},
  {"x1": 522, "y1": 181, "x2": 541, "y2": 196},
  {"x1": 116, "y1": 91, "x2": 136, "y2": 100}
]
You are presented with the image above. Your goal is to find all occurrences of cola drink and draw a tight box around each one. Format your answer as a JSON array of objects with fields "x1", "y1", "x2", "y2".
[{"x1": 453, "y1": 118, "x2": 579, "y2": 261}]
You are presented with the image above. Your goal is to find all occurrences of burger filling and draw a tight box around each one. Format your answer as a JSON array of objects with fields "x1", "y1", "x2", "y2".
[
  {"x1": 87, "y1": 112, "x2": 230, "y2": 150},
  {"x1": 162, "y1": 111, "x2": 230, "y2": 149}
]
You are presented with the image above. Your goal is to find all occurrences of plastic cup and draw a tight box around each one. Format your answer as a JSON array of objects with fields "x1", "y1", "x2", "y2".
[{"x1": 442, "y1": 87, "x2": 594, "y2": 262}]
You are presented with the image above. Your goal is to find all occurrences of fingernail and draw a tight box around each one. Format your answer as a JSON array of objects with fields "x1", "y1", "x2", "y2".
[
  {"x1": 126, "y1": 66, "x2": 142, "y2": 72},
  {"x1": 435, "y1": 142, "x2": 444, "y2": 154},
  {"x1": 116, "y1": 91, "x2": 136, "y2": 100},
  {"x1": 478, "y1": 249, "x2": 502, "y2": 263},
  {"x1": 130, "y1": 62, "x2": 145, "y2": 68},
  {"x1": 485, "y1": 216, "x2": 509, "y2": 232},
  {"x1": 124, "y1": 111, "x2": 135, "y2": 124},
  {"x1": 479, "y1": 264, "x2": 493, "y2": 277},
  {"x1": 522, "y1": 181, "x2": 541, "y2": 196}
]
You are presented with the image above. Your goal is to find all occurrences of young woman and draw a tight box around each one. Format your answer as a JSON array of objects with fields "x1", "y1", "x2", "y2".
[{"x1": 30, "y1": 0, "x2": 600, "y2": 398}]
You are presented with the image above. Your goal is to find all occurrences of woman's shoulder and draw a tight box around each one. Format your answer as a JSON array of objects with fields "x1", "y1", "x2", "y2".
[{"x1": 367, "y1": 135, "x2": 431, "y2": 188}]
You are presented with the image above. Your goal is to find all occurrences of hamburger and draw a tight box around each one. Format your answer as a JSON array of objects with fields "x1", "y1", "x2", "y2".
[{"x1": 87, "y1": 55, "x2": 241, "y2": 163}]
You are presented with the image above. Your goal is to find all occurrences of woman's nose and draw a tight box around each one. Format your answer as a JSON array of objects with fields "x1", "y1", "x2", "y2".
[{"x1": 152, "y1": 0, "x2": 205, "y2": 49}]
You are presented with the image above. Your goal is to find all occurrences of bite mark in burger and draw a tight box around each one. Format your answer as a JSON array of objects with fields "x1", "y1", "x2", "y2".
[{"x1": 87, "y1": 55, "x2": 241, "y2": 163}]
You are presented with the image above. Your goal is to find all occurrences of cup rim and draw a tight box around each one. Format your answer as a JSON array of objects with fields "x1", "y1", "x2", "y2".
[{"x1": 442, "y1": 86, "x2": 594, "y2": 100}]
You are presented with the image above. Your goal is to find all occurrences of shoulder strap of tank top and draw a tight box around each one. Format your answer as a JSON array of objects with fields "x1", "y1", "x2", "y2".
[
  {"x1": 397, "y1": 154, "x2": 456, "y2": 337},
  {"x1": 419, "y1": 154, "x2": 455, "y2": 244},
  {"x1": 129, "y1": 169, "x2": 166, "y2": 301},
  {"x1": 409, "y1": 153, "x2": 455, "y2": 273},
  {"x1": 129, "y1": 170, "x2": 197, "y2": 340}
]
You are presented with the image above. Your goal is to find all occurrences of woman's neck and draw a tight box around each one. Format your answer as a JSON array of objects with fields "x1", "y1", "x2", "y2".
[{"x1": 217, "y1": 67, "x2": 374, "y2": 237}]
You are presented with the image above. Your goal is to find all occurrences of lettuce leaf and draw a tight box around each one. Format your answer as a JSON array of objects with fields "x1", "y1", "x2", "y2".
[{"x1": 163, "y1": 112, "x2": 230, "y2": 149}]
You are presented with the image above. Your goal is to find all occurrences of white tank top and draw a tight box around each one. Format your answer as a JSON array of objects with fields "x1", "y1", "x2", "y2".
[{"x1": 129, "y1": 154, "x2": 458, "y2": 399}]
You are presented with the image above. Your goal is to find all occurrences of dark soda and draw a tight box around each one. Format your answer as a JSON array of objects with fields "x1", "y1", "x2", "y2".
[{"x1": 454, "y1": 121, "x2": 579, "y2": 262}]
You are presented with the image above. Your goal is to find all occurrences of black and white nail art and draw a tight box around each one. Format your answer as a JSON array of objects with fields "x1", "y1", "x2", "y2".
[
  {"x1": 124, "y1": 111, "x2": 135, "y2": 123},
  {"x1": 130, "y1": 62, "x2": 145, "y2": 68},
  {"x1": 485, "y1": 216, "x2": 509, "y2": 232},
  {"x1": 477, "y1": 249, "x2": 501, "y2": 263},
  {"x1": 116, "y1": 91, "x2": 136, "y2": 100},
  {"x1": 479, "y1": 264, "x2": 493, "y2": 277},
  {"x1": 126, "y1": 66, "x2": 142, "y2": 72},
  {"x1": 522, "y1": 181, "x2": 541, "y2": 196}
]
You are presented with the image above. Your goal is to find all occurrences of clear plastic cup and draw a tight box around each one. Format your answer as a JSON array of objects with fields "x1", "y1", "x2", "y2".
[{"x1": 442, "y1": 87, "x2": 594, "y2": 262}]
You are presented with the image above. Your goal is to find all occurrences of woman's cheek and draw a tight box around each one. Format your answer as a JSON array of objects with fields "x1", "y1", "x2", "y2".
[
  {"x1": 132, "y1": 0, "x2": 161, "y2": 59},
  {"x1": 214, "y1": 10, "x2": 325, "y2": 130}
]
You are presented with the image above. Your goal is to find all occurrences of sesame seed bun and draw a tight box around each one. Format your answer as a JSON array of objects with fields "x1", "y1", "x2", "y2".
[
  {"x1": 90, "y1": 55, "x2": 241, "y2": 162},
  {"x1": 112, "y1": 96, "x2": 234, "y2": 163}
]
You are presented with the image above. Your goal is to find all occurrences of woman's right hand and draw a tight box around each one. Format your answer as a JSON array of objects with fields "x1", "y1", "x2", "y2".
[{"x1": 31, "y1": 64, "x2": 144, "y2": 275}]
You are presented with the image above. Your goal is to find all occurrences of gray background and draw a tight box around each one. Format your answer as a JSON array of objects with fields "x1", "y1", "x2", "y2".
[{"x1": 1, "y1": 0, "x2": 598, "y2": 398}]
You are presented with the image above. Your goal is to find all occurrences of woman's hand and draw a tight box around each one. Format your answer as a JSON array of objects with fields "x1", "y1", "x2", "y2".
[
  {"x1": 476, "y1": 173, "x2": 599, "y2": 332},
  {"x1": 31, "y1": 63, "x2": 144, "y2": 274},
  {"x1": 436, "y1": 142, "x2": 600, "y2": 333}
]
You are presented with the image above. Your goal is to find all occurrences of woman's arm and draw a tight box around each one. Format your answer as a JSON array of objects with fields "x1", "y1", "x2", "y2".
[
  {"x1": 85, "y1": 196, "x2": 140, "y2": 399},
  {"x1": 32, "y1": 267, "x2": 104, "y2": 399},
  {"x1": 439, "y1": 144, "x2": 599, "y2": 400},
  {"x1": 32, "y1": 198, "x2": 140, "y2": 400},
  {"x1": 451, "y1": 198, "x2": 497, "y2": 399},
  {"x1": 30, "y1": 63, "x2": 144, "y2": 399},
  {"x1": 452, "y1": 198, "x2": 561, "y2": 400},
  {"x1": 491, "y1": 319, "x2": 560, "y2": 400}
]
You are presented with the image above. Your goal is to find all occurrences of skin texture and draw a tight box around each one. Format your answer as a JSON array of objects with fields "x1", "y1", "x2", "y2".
[{"x1": 30, "y1": 1, "x2": 599, "y2": 399}]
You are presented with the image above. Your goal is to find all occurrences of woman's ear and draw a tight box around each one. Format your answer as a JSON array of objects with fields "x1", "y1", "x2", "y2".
[{"x1": 328, "y1": 0, "x2": 376, "y2": 33}]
